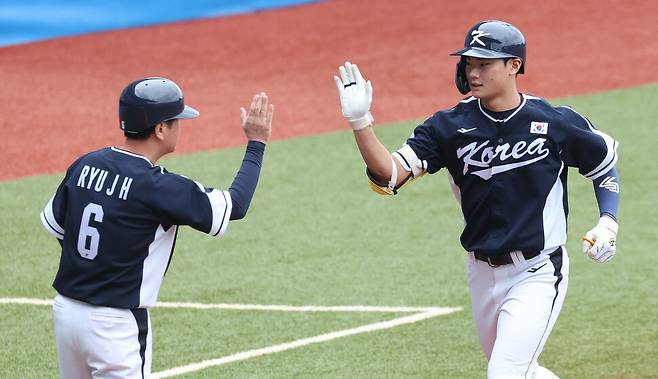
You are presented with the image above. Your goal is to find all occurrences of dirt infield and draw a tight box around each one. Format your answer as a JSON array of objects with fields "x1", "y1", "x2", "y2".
[{"x1": 1, "y1": 0, "x2": 656, "y2": 180}]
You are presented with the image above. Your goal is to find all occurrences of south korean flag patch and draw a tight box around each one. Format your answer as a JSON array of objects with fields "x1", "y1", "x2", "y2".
[{"x1": 530, "y1": 121, "x2": 548, "y2": 135}]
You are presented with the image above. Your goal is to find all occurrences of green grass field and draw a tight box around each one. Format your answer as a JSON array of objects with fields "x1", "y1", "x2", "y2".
[{"x1": 1, "y1": 84, "x2": 657, "y2": 378}]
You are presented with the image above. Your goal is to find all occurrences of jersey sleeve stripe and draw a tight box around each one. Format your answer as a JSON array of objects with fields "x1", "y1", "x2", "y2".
[
  {"x1": 561, "y1": 106, "x2": 620, "y2": 180},
  {"x1": 40, "y1": 210, "x2": 64, "y2": 239},
  {"x1": 41, "y1": 195, "x2": 65, "y2": 238},
  {"x1": 206, "y1": 189, "x2": 231, "y2": 237},
  {"x1": 586, "y1": 140, "x2": 618, "y2": 180}
]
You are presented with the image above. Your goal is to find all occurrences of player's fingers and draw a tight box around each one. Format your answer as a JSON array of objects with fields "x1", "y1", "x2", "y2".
[
  {"x1": 593, "y1": 241, "x2": 610, "y2": 260},
  {"x1": 256, "y1": 92, "x2": 265, "y2": 113},
  {"x1": 585, "y1": 240, "x2": 601, "y2": 259},
  {"x1": 366, "y1": 80, "x2": 373, "y2": 101},
  {"x1": 352, "y1": 63, "x2": 364, "y2": 83},
  {"x1": 603, "y1": 252, "x2": 616, "y2": 263},
  {"x1": 339, "y1": 65, "x2": 350, "y2": 85},
  {"x1": 240, "y1": 107, "x2": 247, "y2": 126},
  {"x1": 259, "y1": 93, "x2": 268, "y2": 115},
  {"x1": 598, "y1": 250, "x2": 614, "y2": 263},
  {"x1": 334, "y1": 76, "x2": 345, "y2": 93},
  {"x1": 582, "y1": 236, "x2": 595, "y2": 253},
  {"x1": 345, "y1": 61, "x2": 355, "y2": 83},
  {"x1": 249, "y1": 93, "x2": 259, "y2": 115},
  {"x1": 255, "y1": 92, "x2": 267, "y2": 120},
  {"x1": 596, "y1": 248, "x2": 613, "y2": 263},
  {"x1": 266, "y1": 104, "x2": 274, "y2": 127}
]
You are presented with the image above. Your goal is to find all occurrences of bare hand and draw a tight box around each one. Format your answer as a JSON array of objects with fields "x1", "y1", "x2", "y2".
[{"x1": 240, "y1": 92, "x2": 274, "y2": 143}]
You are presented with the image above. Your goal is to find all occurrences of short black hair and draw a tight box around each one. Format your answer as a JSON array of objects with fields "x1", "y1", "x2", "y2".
[{"x1": 124, "y1": 119, "x2": 175, "y2": 139}]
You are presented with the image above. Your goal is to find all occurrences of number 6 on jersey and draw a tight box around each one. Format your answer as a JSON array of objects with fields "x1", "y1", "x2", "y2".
[{"x1": 77, "y1": 203, "x2": 104, "y2": 259}]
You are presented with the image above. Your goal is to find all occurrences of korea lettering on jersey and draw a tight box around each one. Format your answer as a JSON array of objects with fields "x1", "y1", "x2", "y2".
[
  {"x1": 394, "y1": 94, "x2": 618, "y2": 256},
  {"x1": 40, "y1": 147, "x2": 232, "y2": 309}
]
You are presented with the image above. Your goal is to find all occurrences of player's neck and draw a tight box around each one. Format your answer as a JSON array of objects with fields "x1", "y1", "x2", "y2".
[
  {"x1": 120, "y1": 139, "x2": 166, "y2": 165},
  {"x1": 479, "y1": 87, "x2": 521, "y2": 112}
]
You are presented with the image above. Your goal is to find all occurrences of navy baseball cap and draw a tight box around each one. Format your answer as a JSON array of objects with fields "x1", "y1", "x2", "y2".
[{"x1": 119, "y1": 77, "x2": 199, "y2": 134}]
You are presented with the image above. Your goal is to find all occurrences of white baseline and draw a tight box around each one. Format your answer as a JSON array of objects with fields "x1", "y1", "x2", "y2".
[
  {"x1": 1, "y1": 297, "x2": 452, "y2": 313},
  {"x1": 152, "y1": 308, "x2": 461, "y2": 378}
]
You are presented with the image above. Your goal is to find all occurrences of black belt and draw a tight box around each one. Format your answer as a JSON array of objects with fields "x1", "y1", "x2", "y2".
[{"x1": 473, "y1": 249, "x2": 541, "y2": 267}]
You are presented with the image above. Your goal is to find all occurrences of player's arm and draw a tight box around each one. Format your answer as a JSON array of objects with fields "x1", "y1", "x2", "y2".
[
  {"x1": 41, "y1": 191, "x2": 66, "y2": 241},
  {"x1": 333, "y1": 61, "x2": 413, "y2": 194},
  {"x1": 228, "y1": 93, "x2": 274, "y2": 220},
  {"x1": 582, "y1": 166, "x2": 620, "y2": 262},
  {"x1": 559, "y1": 106, "x2": 620, "y2": 263},
  {"x1": 592, "y1": 166, "x2": 619, "y2": 221},
  {"x1": 40, "y1": 162, "x2": 80, "y2": 242},
  {"x1": 151, "y1": 94, "x2": 273, "y2": 236}
]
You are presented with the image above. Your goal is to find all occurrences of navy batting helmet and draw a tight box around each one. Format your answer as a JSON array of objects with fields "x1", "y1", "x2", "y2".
[
  {"x1": 450, "y1": 20, "x2": 526, "y2": 94},
  {"x1": 119, "y1": 77, "x2": 199, "y2": 134}
]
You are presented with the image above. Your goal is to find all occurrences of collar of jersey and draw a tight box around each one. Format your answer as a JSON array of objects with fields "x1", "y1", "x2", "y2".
[
  {"x1": 477, "y1": 93, "x2": 527, "y2": 123},
  {"x1": 111, "y1": 147, "x2": 154, "y2": 166}
]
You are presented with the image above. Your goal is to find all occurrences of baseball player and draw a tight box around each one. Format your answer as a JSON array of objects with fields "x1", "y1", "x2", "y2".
[
  {"x1": 40, "y1": 77, "x2": 274, "y2": 378},
  {"x1": 334, "y1": 20, "x2": 620, "y2": 379}
]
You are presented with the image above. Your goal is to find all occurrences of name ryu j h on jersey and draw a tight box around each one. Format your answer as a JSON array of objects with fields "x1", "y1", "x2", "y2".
[{"x1": 76, "y1": 164, "x2": 134, "y2": 200}]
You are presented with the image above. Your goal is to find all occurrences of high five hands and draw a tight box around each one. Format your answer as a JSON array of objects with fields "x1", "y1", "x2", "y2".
[{"x1": 334, "y1": 61, "x2": 374, "y2": 130}]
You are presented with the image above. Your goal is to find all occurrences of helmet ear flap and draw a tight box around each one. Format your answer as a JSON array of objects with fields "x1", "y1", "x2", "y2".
[{"x1": 455, "y1": 58, "x2": 470, "y2": 95}]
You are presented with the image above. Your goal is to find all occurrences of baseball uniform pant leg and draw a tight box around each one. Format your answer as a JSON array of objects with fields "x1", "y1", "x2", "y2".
[
  {"x1": 488, "y1": 249, "x2": 569, "y2": 379},
  {"x1": 53, "y1": 295, "x2": 93, "y2": 379},
  {"x1": 53, "y1": 294, "x2": 152, "y2": 379},
  {"x1": 467, "y1": 252, "x2": 500, "y2": 360}
]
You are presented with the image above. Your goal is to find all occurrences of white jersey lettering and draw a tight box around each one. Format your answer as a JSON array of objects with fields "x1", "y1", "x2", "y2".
[
  {"x1": 76, "y1": 165, "x2": 90, "y2": 188},
  {"x1": 457, "y1": 138, "x2": 550, "y2": 180},
  {"x1": 106, "y1": 174, "x2": 119, "y2": 196},
  {"x1": 93, "y1": 170, "x2": 108, "y2": 192},
  {"x1": 119, "y1": 177, "x2": 133, "y2": 200}
]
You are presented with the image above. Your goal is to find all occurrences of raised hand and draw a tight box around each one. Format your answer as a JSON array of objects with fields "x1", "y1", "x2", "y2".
[
  {"x1": 334, "y1": 61, "x2": 374, "y2": 130},
  {"x1": 240, "y1": 92, "x2": 274, "y2": 143}
]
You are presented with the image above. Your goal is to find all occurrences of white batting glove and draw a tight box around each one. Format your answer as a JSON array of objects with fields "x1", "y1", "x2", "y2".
[
  {"x1": 582, "y1": 215, "x2": 618, "y2": 263},
  {"x1": 333, "y1": 61, "x2": 374, "y2": 130}
]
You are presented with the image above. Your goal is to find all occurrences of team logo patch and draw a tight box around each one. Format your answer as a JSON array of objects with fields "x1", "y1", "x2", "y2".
[{"x1": 530, "y1": 121, "x2": 548, "y2": 134}]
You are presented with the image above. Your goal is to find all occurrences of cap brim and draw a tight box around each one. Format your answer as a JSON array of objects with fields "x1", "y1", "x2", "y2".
[
  {"x1": 450, "y1": 46, "x2": 516, "y2": 59},
  {"x1": 172, "y1": 105, "x2": 199, "y2": 120}
]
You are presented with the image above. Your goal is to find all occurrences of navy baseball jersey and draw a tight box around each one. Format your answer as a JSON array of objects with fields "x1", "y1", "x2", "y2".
[
  {"x1": 40, "y1": 147, "x2": 231, "y2": 309},
  {"x1": 396, "y1": 94, "x2": 618, "y2": 256}
]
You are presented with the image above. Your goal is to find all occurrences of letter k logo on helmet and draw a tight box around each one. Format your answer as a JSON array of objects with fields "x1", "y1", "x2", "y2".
[{"x1": 470, "y1": 30, "x2": 491, "y2": 46}]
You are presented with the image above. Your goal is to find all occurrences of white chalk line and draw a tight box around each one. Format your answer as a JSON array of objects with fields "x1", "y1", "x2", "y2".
[
  {"x1": 0, "y1": 297, "x2": 448, "y2": 313},
  {"x1": 152, "y1": 307, "x2": 461, "y2": 378},
  {"x1": 2, "y1": 297, "x2": 462, "y2": 377}
]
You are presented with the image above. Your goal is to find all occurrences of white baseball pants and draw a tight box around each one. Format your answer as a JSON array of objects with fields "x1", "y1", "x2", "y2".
[
  {"x1": 467, "y1": 247, "x2": 569, "y2": 379},
  {"x1": 52, "y1": 294, "x2": 152, "y2": 379}
]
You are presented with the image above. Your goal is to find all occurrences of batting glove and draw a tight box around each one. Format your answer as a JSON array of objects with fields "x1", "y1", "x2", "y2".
[
  {"x1": 582, "y1": 215, "x2": 618, "y2": 263},
  {"x1": 334, "y1": 61, "x2": 374, "y2": 130}
]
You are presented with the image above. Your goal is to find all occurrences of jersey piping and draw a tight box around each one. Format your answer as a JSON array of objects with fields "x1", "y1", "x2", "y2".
[{"x1": 477, "y1": 95, "x2": 527, "y2": 123}]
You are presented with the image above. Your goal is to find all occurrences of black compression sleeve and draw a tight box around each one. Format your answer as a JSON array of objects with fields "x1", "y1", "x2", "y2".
[{"x1": 228, "y1": 141, "x2": 265, "y2": 220}]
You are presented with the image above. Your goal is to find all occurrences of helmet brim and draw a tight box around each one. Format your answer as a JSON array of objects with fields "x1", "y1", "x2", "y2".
[
  {"x1": 450, "y1": 46, "x2": 518, "y2": 59},
  {"x1": 171, "y1": 105, "x2": 199, "y2": 120}
]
